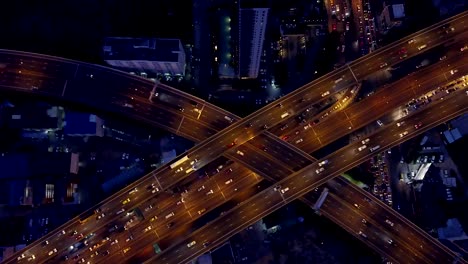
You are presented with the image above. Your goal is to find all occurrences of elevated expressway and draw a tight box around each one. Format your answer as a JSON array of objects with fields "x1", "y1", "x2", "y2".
[
  {"x1": 2, "y1": 11, "x2": 467, "y2": 264},
  {"x1": 79, "y1": 47, "x2": 468, "y2": 264},
  {"x1": 147, "y1": 86, "x2": 468, "y2": 264}
]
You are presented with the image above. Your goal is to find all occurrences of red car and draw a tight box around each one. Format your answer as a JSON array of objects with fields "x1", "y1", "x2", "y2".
[
  {"x1": 414, "y1": 122, "x2": 423, "y2": 129},
  {"x1": 281, "y1": 135, "x2": 290, "y2": 141},
  {"x1": 226, "y1": 141, "x2": 236, "y2": 148}
]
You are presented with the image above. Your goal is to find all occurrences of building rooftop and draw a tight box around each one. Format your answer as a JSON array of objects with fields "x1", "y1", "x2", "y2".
[{"x1": 103, "y1": 37, "x2": 182, "y2": 62}]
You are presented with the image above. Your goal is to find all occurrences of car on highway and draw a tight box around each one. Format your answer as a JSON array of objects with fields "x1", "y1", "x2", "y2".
[
  {"x1": 399, "y1": 131, "x2": 408, "y2": 137},
  {"x1": 295, "y1": 138, "x2": 304, "y2": 144},
  {"x1": 226, "y1": 141, "x2": 236, "y2": 148},
  {"x1": 461, "y1": 45, "x2": 468, "y2": 52},
  {"x1": 197, "y1": 185, "x2": 205, "y2": 192},
  {"x1": 385, "y1": 219, "x2": 395, "y2": 226},
  {"x1": 225, "y1": 179, "x2": 233, "y2": 185},
  {"x1": 408, "y1": 39, "x2": 415, "y2": 44},
  {"x1": 315, "y1": 167, "x2": 325, "y2": 174},
  {"x1": 379, "y1": 62, "x2": 388, "y2": 69},
  {"x1": 123, "y1": 247, "x2": 131, "y2": 254},
  {"x1": 280, "y1": 124, "x2": 288, "y2": 130},
  {"x1": 198, "y1": 208, "x2": 206, "y2": 215},
  {"x1": 304, "y1": 123, "x2": 312, "y2": 130},
  {"x1": 144, "y1": 226, "x2": 152, "y2": 232},
  {"x1": 206, "y1": 189, "x2": 214, "y2": 195},
  {"x1": 414, "y1": 122, "x2": 423, "y2": 129},
  {"x1": 318, "y1": 160, "x2": 329, "y2": 166},
  {"x1": 187, "y1": 241, "x2": 197, "y2": 248},
  {"x1": 166, "y1": 222, "x2": 174, "y2": 228},
  {"x1": 321, "y1": 91, "x2": 330, "y2": 97},
  {"x1": 396, "y1": 121, "x2": 405, "y2": 127},
  {"x1": 122, "y1": 198, "x2": 130, "y2": 205},
  {"x1": 377, "y1": 120, "x2": 384, "y2": 126},
  {"x1": 280, "y1": 187, "x2": 290, "y2": 194},
  {"x1": 358, "y1": 231, "x2": 367, "y2": 238},
  {"x1": 358, "y1": 145, "x2": 367, "y2": 151},
  {"x1": 48, "y1": 248, "x2": 57, "y2": 256},
  {"x1": 236, "y1": 150, "x2": 244, "y2": 156},
  {"x1": 361, "y1": 138, "x2": 370, "y2": 144}
]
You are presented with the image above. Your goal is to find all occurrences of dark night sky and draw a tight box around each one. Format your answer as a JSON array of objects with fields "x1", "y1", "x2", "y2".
[{"x1": 0, "y1": 0, "x2": 192, "y2": 63}]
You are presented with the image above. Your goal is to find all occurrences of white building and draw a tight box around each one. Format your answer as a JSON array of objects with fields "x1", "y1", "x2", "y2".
[
  {"x1": 238, "y1": 8, "x2": 269, "y2": 79},
  {"x1": 103, "y1": 37, "x2": 186, "y2": 77}
]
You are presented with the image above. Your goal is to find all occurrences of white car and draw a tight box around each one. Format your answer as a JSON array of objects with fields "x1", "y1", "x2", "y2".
[
  {"x1": 187, "y1": 241, "x2": 197, "y2": 248},
  {"x1": 236, "y1": 150, "x2": 244, "y2": 156},
  {"x1": 321, "y1": 91, "x2": 330, "y2": 97},
  {"x1": 225, "y1": 179, "x2": 233, "y2": 185},
  {"x1": 295, "y1": 138, "x2": 304, "y2": 144},
  {"x1": 399, "y1": 131, "x2": 408, "y2": 137},
  {"x1": 280, "y1": 187, "x2": 290, "y2": 194},
  {"x1": 48, "y1": 249, "x2": 57, "y2": 256},
  {"x1": 198, "y1": 208, "x2": 206, "y2": 215},
  {"x1": 379, "y1": 62, "x2": 388, "y2": 69},
  {"x1": 385, "y1": 219, "x2": 394, "y2": 226},
  {"x1": 144, "y1": 226, "x2": 152, "y2": 232},
  {"x1": 396, "y1": 121, "x2": 404, "y2": 127},
  {"x1": 361, "y1": 138, "x2": 370, "y2": 144},
  {"x1": 358, "y1": 145, "x2": 367, "y2": 151},
  {"x1": 315, "y1": 167, "x2": 325, "y2": 174},
  {"x1": 318, "y1": 160, "x2": 329, "y2": 166}
]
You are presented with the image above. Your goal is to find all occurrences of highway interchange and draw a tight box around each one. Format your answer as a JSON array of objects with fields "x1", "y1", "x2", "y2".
[{"x1": 2, "y1": 11, "x2": 468, "y2": 264}]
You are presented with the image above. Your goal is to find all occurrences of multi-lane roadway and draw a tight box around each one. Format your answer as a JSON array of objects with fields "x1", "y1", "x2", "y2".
[
  {"x1": 2, "y1": 11, "x2": 468, "y2": 264},
  {"x1": 148, "y1": 87, "x2": 468, "y2": 264},
  {"x1": 14, "y1": 38, "x2": 463, "y2": 264}
]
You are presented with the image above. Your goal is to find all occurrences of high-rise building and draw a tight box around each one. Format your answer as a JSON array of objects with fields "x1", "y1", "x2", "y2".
[
  {"x1": 238, "y1": 8, "x2": 268, "y2": 79},
  {"x1": 103, "y1": 37, "x2": 186, "y2": 77}
]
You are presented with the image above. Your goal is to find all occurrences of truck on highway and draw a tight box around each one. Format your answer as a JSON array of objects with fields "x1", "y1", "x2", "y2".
[
  {"x1": 369, "y1": 145, "x2": 381, "y2": 153},
  {"x1": 170, "y1": 155, "x2": 189, "y2": 169}
]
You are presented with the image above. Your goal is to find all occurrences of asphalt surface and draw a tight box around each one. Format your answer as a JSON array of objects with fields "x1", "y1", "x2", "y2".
[
  {"x1": 148, "y1": 88, "x2": 468, "y2": 264},
  {"x1": 3, "y1": 11, "x2": 468, "y2": 264}
]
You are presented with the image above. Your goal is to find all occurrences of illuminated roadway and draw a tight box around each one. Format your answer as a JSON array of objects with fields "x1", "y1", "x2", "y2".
[
  {"x1": 97, "y1": 38, "x2": 468, "y2": 264},
  {"x1": 3, "y1": 11, "x2": 468, "y2": 264},
  {"x1": 147, "y1": 87, "x2": 468, "y2": 264},
  {"x1": 10, "y1": 44, "x2": 468, "y2": 264}
]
